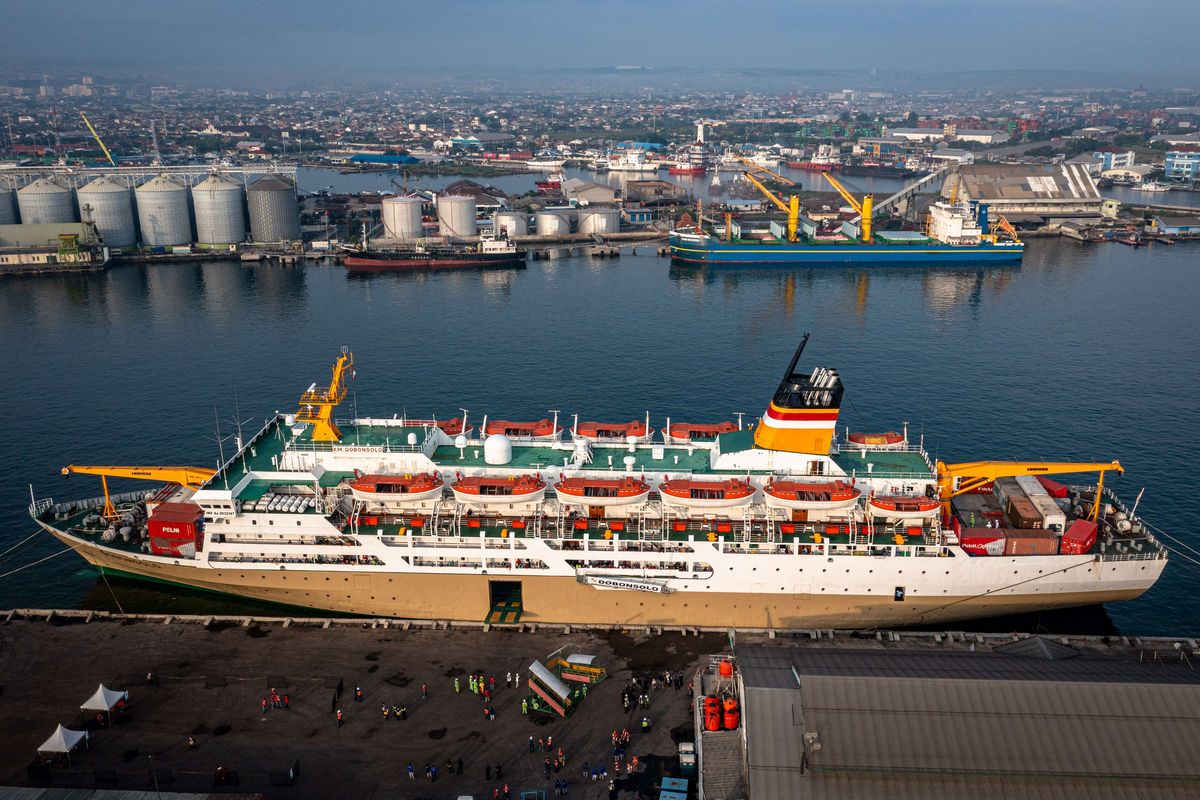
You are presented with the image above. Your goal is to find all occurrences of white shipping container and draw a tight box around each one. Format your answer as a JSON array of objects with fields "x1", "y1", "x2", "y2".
[
  {"x1": 1016, "y1": 476, "x2": 1067, "y2": 532},
  {"x1": 992, "y1": 477, "x2": 1025, "y2": 511}
]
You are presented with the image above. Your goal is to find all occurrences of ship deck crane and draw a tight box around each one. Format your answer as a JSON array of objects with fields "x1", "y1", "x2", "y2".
[
  {"x1": 296, "y1": 346, "x2": 355, "y2": 442},
  {"x1": 79, "y1": 112, "x2": 116, "y2": 167},
  {"x1": 936, "y1": 459, "x2": 1123, "y2": 523},
  {"x1": 822, "y1": 172, "x2": 873, "y2": 242},
  {"x1": 61, "y1": 465, "x2": 216, "y2": 520},
  {"x1": 734, "y1": 169, "x2": 801, "y2": 244}
]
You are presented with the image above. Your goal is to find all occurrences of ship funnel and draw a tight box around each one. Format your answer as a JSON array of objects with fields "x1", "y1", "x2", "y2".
[{"x1": 752, "y1": 337, "x2": 843, "y2": 455}]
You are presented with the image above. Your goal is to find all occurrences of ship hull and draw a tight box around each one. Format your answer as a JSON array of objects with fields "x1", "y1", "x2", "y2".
[
  {"x1": 670, "y1": 236, "x2": 1025, "y2": 266},
  {"x1": 344, "y1": 252, "x2": 525, "y2": 272},
  {"x1": 44, "y1": 524, "x2": 1161, "y2": 630}
]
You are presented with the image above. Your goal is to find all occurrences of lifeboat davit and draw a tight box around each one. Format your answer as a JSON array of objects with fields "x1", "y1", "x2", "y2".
[
  {"x1": 451, "y1": 474, "x2": 547, "y2": 505},
  {"x1": 553, "y1": 475, "x2": 651, "y2": 507},
  {"x1": 574, "y1": 420, "x2": 651, "y2": 442},
  {"x1": 484, "y1": 419, "x2": 561, "y2": 441},
  {"x1": 868, "y1": 494, "x2": 940, "y2": 519},
  {"x1": 764, "y1": 480, "x2": 861, "y2": 511},
  {"x1": 350, "y1": 472, "x2": 445, "y2": 504},
  {"x1": 664, "y1": 421, "x2": 737, "y2": 444},
  {"x1": 659, "y1": 477, "x2": 755, "y2": 509},
  {"x1": 847, "y1": 431, "x2": 906, "y2": 450},
  {"x1": 437, "y1": 418, "x2": 473, "y2": 437}
]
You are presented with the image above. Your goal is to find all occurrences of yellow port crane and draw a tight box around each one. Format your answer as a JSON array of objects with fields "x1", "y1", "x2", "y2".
[
  {"x1": 61, "y1": 465, "x2": 216, "y2": 520},
  {"x1": 822, "y1": 172, "x2": 874, "y2": 242},
  {"x1": 79, "y1": 112, "x2": 116, "y2": 167},
  {"x1": 936, "y1": 459, "x2": 1123, "y2": 523},
  {"x1": 296, "y1": 346, "x2": 355, "y2": 442}
]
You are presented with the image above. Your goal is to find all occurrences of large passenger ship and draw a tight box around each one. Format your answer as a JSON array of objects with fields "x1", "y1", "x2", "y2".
[{"x1": 31, "y1": 340, "x2": 1166, "y2": 628}]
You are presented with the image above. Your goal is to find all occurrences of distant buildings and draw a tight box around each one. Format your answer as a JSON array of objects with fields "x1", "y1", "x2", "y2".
[
  {"x1": 883, "y1": 125, "x2": 1009, "y2": 145},
  {"x1": 1164, "y1": 147, "x2": 1200, "y2": 181}
]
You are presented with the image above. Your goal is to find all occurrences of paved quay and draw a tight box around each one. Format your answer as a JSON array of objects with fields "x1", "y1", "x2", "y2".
[{"x1": 0, "y1": 615, "x2": 724, "y2": 799}]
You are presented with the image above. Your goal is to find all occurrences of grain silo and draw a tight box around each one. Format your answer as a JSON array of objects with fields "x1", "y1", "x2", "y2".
[
  {"x1": 17, "y1": 178, "x2": 76, "y2": 224},
  {"x1": 381, "y1": 195, "x2": 424, "y2": 239},
  {"x1": 192, "y1": 174, "x2": 246, "y2": 247},
  {"x1": 0, "y1": 176, "x2": 17, "y2": 225},
  {"x1": 247, "y1": 174, "x2": 300, "y2": 243},
  {"x1": 76, "y1": 176, "x2": 137, "y2": 248},
  {"x1": 135, "y1": 175, "x2": 192, "y2": 246},
  {"x1": 493, "y1": 210, "x2": 529, "y2": 238},
  {"x1": 577, "y1": 207, "x2": 621, "y2": 235},
  {"x1": 437, "y1": 195, "x2": 477, "y2": 238},
  {"x1": 535, "y1": 209, "x2": 573, "y2": 236}
]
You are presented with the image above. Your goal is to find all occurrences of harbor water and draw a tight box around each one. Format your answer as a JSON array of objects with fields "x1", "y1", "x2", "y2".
[{"x1": 0, "y1": 174, "x2": 1196, "y2": 635}]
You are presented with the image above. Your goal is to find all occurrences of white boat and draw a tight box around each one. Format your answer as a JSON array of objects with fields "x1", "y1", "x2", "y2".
[
  {"x1": 607, "y1": 150, "x2": 660, "y2": 173},
  {"x1": 1132, "y1": 181, "x2": 1170, "y2": 193},
  {"x1": 527, "y1": 158, "x2": 566, "y2": 170}
]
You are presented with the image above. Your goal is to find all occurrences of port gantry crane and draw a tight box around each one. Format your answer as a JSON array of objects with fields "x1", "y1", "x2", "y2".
[
  {"x1": 79, "y1": 112, "x2": 116, "y2": 167},
  {"x1": 822, "y1": 172, "x2": 874, "y2": 242},
  {"x1": 296, "y1": 346, "x2": 355, "y2": 442},
  {"x1": 61, "y1": 465, "x2": 216, "y2": 520},
  {"x1": 734, "y1": 155, "x2": 801, "y2": 242},
  {"x1": 936, "y1": 459, "x2": 1124, "y2": 523}
]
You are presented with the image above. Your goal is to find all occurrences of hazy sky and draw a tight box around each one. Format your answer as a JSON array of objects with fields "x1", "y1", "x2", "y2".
[{"x1": 2, "y1": 0, "x2": 1197, "y2": 87}]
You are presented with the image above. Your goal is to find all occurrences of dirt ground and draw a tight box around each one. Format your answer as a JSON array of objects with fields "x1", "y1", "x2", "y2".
[{"x1": 0, "y1": 618, "x2": 727, "y2": 799}]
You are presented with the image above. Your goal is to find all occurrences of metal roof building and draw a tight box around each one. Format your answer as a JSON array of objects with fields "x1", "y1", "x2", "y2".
[
  {"x1": 947, "y1": 164, "x2": 1103, "y2": 219},
  {"x1": 726, "y1": 641, "x2": 1200, "y2": 800}
]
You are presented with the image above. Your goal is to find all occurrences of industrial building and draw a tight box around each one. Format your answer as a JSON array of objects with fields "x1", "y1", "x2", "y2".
[
  {"x1": 1164, "y1": 147, "x2": 1200, "y2": 181},
  {"x1": 697, "y1": 639, "x2": 1200, "y2": 800},
  {"x1": 0, "y1": 222, "x2": 108, "y2": 275},
  {"x1": 945, "y1": 163, "x2": 1103, "y2": 221}
]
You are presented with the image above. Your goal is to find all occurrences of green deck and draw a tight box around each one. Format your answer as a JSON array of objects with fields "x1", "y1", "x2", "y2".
[
  {"x1": 432, "y1": 443, "x2": 718, "y2": 474},
  {"x1": 833, "y1": 448, "x2": 932, "y2": 479}
]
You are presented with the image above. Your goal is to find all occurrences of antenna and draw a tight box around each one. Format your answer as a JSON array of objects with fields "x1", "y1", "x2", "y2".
[{"x1": 781, "y1": 333, "x2": 811, "y2": 383}]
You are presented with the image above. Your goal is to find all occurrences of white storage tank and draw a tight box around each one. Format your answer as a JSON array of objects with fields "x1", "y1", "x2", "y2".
[
  {"x1": 76, "y1": 176, "x2": 137, "y2": 248},
  {"x1": 437, "y1": 195, "x2": 477, "y2": 238},
  {"x1": 493, "y1": 210, "x2": 529, "y2": 238},
  {"x1": 381, "y1": 195, "x2": 424, "y2": 239},
  {"x1": 247, "y1": 174, "x2": 301, "y2": 243},
  {"x1": 17, "y1": 178, "x2": 76, "y2": 224},
  {"x1": 577, "y1": 207, "x2": 621, "y2": 235},
  {"x1": 0, "y1": 176, "x2": 17, "y2": 225},
  {"x1": 192, "y1": 174, "x2": 246, "y2": 247},
  {"x1": 535, "y1": 209, "x2": 573, "y2": 236},
  {"x1": 136, "y1": 175, "x2": 192, "y2": 246}
]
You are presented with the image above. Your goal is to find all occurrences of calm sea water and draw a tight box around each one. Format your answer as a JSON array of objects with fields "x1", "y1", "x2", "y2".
[{"x1": 0, "y1": 170, "x2": 1196, "y2": 634}]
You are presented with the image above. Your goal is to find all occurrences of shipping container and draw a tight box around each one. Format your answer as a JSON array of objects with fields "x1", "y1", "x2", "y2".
[
  {"x1": 1016, "y1": 476, "x2": 1067, "y2": 532},
  {"x1": 993, "y1": 477, "x2": 1026, "y2": 512},
  {"x1": 959, "y1": 529, "x2": 1006, "y2": 556},
  {"x1": 1006, "y1": 494, "x2": 1043, "y2": 529},
  {"x1": 1037, "y1": 476, "x2": 1070, "y2": 499},
  {"x1": 1004, "y1": 529, "x2": 1059, "y2": 556},
  {"x1": 1060, "y1": 519, "x2": 1098, "y2": 555},
  {"x1": 148, "y1": 502, "x2": 204, "y2": 556}
]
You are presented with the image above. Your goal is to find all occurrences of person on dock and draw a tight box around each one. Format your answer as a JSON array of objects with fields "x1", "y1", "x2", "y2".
[
  {"x1": 407, "y1": 763, "x2": 414, "y2": 780},
  {"x1": 354, "y1": 686, "x2": 364, "y2": 702},
  {"x1": 454, "y1": 676, "x2": 461, "y2": 693},
  {"x1": 336, "y1": 708, "x2": 343, "y2": 728},
  {"x1": 186, "y1": 736, "x2": 197, "y2": 750},
  {"x1": 381, "y1": 704, "x2": 390, "y2": 720},
  {"x1": 261, "y1": 696, "x2": 268, "y2": 714},
  {"x1": 529, "y1": 735, "x2": 535, "y2": 752},
  {"x1": 283, "y1": 693, "x2": 290, "y2": 709},
  {"x1": 506, "y1": 671, "x2": 512, "y2": 688},
  {"x1": 399, "y1": 704, "x2": 408, "y2": 720},
  {"x1": 521, "y1": 698, "x2": 528, "y2": 715},
  {"x1": 421, "y1": 682, "x2": 429, "y2": 699}
]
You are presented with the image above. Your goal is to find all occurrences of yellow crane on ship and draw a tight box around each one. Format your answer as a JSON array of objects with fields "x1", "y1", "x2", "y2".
[
  {"x1": 936, "y1": 459, "x2": 1123, "y2": 523},
  {"x1": 79, "y1": 112, "x2": 116, "y2": 167},
  {"x1": 822, "y1": 172, "x2": 874, "y2": 242},
  {"x1": 61, "y1": 465, "x2": 216, "y2": 520},
  {"x1": 734, "y1": 156, "x2": 801, "y2": 242},
  {"x1": 296, "y1": 346, "x2": 355, "y2": 442}
]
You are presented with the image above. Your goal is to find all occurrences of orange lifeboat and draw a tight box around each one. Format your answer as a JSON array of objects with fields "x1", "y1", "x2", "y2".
[
  {"x1": 553, "y1": 475, "x2": 651, "y2": 508},
  {"x1": 451, "y1": 474, "x2": 547, "y2": 505},
  {"x1": 663, "y1": 421, "x2": 737, "y2": 444},
  {"x1": 437, "y1": 418, "x2": 473, "y2": 437},
  {"x1": 350, "y1": 472, "x2": 445, "y2": 504},
  {"x1": 484, "y1": 418, "x2": 561, "y2": 441},
  {"x1": 574, "y1": 420, "x2": 651, "y2": 442},
  {"x1": 659, "y1": 478, "x2": 755, "y2": 509},
  {"x1": 764, "y1": 480, "x2": 861, "y2": 511},
  {"x1": 868, "y1": 494, "x2": 940, "y2": 519},
  {"x1": 847, "y1": 431, "x2": 906, "y2": 450}
]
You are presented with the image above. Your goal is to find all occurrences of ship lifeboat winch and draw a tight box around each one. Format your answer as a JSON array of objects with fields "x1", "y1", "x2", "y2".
[{"x1": 763, "y1": 480, "x2": 861, "y2": 511}]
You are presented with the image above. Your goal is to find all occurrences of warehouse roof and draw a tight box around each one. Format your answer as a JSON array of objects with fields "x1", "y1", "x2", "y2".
[
  {"x1": 733, "y1": 643, "x2": 1200, "y2": 799},
  {"x1": 956, "y1": 163, "x2": 1100, "y2": 202}
]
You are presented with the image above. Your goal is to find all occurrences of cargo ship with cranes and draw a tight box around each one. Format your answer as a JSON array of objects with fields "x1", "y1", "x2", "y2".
[
  {"x1": 671, "y1": 168, "x2": 1025, "y2": 266},
  {"x1": 30, "y1": 338, "x2": 1165, "y2": 629}
]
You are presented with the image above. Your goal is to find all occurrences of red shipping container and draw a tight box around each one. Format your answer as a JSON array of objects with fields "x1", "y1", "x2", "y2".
[
  {"x1": 959, "y1": 529, "x2": 1006, "y2": 556},
  {"x1": 1060, "y1": 520, "x2": 1098, "y2": 555},
  {"x1": 1037, "y1": 476, "x2": 1069, "y2": 499},
  {"x1": 1004, "y1": 529, "x2": 1059, "y2": 556},
  {"x1": 148, "y1": 502, "x2": 204, "y2": 556}
]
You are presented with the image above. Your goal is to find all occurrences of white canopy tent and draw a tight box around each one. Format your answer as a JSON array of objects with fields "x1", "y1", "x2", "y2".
[
  {"x1": 37, "y1": 724, "x2": 88, "y2": 762},
  {"x1": 81, "y1": 684, "x2": 128, "y2": 714}
]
